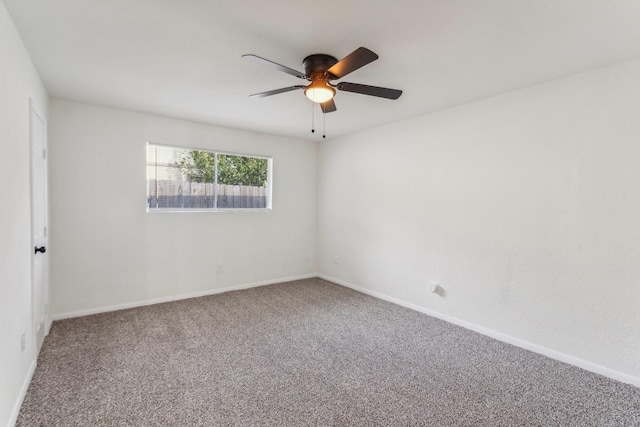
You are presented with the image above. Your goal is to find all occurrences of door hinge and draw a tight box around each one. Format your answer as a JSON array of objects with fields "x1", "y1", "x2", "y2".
[
  {"x1": 43, "y1": 226, "x2": 47, "y2": 237},
  {"x1": 43, "y1": 148, "x2": 46, "y2": 159}
]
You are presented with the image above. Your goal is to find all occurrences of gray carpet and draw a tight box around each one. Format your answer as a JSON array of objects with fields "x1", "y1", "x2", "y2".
[{"x1": 17, "y1": 278, "x2": 640, "y2": 426}]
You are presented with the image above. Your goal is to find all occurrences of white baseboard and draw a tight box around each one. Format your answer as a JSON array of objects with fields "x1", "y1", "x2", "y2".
[
  {"x1": 7, "y1": 360, "x2": 36, "y2": 427},
  {"x1": 52, "y1": 274, "x2": 316, "y2": 321},
  {"x1": 318, "y1": 274, "x2": 640, "y2": 388},
  {"x1": 49, "y1": 272, "x2": 639, "y2": 388}
]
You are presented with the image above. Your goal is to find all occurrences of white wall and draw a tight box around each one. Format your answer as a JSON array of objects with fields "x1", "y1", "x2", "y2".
[
  {"x1": 49, "y1": 99, "x2": 317, "y2": 317},
  {"x1": 318, "y1": 58, "x2": 640, "y2": 382},
  {"x1": 0, "y1": 2, "x2": 49, "y2": 426}
]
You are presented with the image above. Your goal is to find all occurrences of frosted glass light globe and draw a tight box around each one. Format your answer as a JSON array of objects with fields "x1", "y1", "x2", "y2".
[{"x1": 304, "y1": 85, "x2": 335, "y2": 103}]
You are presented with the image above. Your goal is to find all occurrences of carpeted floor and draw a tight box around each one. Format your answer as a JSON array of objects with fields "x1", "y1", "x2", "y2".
[{"x1": 17, "y1": 278, "x2": 640, "y2": 426}]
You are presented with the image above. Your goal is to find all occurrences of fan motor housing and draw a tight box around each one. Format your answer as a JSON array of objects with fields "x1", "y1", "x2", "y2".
[{"x1": 303, "y1": 54, "x2": 338, "y2": 77}]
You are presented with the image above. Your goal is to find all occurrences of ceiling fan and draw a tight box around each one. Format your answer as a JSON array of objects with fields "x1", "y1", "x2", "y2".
[{"x1": 242, "y1": 47, "x2": 402, "y2": 113}]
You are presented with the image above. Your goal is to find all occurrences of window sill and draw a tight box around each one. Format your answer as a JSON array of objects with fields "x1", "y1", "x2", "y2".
[{"x1": 146, "y1": 208, "x2": 272, "y2": 213}]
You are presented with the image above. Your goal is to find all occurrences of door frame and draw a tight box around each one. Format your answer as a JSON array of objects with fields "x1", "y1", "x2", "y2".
[{"x1": 29, "y1": 98, "x2": 50, "y2": 358}]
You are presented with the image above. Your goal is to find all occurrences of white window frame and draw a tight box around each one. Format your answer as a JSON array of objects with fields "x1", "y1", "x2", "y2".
[{"x1": 146, "y1": 142, "x2": 273, "y2": 213}]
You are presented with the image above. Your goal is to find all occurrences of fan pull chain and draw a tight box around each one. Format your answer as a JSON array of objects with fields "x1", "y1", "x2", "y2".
[
  {"x1": 323, "y1": 112, "x2": 326, "y2": 139},
  {"x1": 311, "y1": 102, "x2": 315, "y2": 133}
]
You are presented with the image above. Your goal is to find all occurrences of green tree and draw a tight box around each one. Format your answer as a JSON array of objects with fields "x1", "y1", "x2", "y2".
[
  {"x1": 179, "y1": 151, "x2": 268, "y2": 187},
  {"x1": 218, "y1": 154, "x2": 268, "y2": 186},
  {"x1": 179, "y1": 150, "x2": 215, "y2": 183}
]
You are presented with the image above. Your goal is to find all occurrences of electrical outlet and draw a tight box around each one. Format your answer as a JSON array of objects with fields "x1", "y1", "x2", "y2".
[
  {"x1": 217, "y1": 264, "x2": 223, "y2": 273},
  {"x1": 20, "y1": 333, "x2": 25, "y2": 352}
]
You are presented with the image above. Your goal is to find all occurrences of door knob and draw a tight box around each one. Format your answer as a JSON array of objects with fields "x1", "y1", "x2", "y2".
[{"x1": 34, "y1": 246, "x2": 46, "y2": 254}]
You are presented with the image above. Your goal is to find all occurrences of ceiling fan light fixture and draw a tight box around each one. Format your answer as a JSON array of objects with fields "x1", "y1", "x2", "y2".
[
  {"x1": 243, "y1": 48, "x2": 402, "y2": 112},
  {"x1": 304, "y1": 84, "x2": 335, "y2": 104}
]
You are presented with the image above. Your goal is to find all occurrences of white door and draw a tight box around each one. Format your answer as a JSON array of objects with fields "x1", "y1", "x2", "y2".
[{"x1": 31, "y1": 103, "x2": 48, "y2": 355}]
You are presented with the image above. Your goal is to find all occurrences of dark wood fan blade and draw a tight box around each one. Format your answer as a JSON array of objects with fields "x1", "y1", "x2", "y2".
[
  {"x1": 249, "y1": 86, "x2": 305, "y2": 98},
  {"x1": 242, "y1": 54, "x2": 307, "y2": 79},
  {"x1": 337, "y1": 82, "x2": 402, "y2": 99},
  {"x1": 326, "y1": 47, "x2": 378, "y2": 79},
  {"x1": 320, "y1": 99, "x2": 337, "y2": 113}
]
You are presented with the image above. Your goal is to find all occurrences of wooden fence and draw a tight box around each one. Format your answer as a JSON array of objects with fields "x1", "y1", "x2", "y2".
[{"x1": 147, "y1": 180, "x2": 267, "y2": 209}]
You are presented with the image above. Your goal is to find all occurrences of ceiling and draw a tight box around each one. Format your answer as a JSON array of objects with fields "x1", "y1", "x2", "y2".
[{"x1": 5, "y1": 0, "x2": 640, "y2": 141}]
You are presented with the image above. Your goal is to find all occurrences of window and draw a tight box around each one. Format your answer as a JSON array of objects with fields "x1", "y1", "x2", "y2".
[{"x1": 146, "y1": 143, "x2": 272, "y2": 211}]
